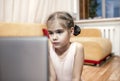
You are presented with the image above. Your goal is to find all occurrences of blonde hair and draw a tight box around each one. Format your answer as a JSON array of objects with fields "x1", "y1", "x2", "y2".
[{"x1": 46, "y1": 11, "x2": 80, "y2": 36}]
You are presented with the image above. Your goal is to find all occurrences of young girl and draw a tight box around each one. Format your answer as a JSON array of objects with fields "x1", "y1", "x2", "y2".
[{"x1": 46, "y1": 11, "x2": 84, "y2": 81}]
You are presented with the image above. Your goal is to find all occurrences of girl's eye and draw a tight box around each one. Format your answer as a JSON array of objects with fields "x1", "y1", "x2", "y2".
[
  {"x1": 48, "y1": 31, "x2": 53, "y2": 35},
  {"x1": 56, "y1": 30, "x2": 64, "y2": 34}
]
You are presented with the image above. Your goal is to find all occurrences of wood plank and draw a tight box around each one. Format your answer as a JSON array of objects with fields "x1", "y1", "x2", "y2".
[{"x1": 81, "y1": 56, "x2": 120, "y2": 81}]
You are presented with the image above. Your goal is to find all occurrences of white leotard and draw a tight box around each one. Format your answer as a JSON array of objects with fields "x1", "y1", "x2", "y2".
[{"x1": 50, "y1": 42, "x2": 77, "y2": 81}]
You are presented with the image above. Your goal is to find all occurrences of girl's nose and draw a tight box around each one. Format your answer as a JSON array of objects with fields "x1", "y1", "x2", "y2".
[{"x1": 53, "y1": 34, "x2": 58, "y2": 40}]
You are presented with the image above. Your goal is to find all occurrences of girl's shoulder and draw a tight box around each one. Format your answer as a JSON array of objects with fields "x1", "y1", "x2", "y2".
[
  {"x1": 71, "y1": 42, "x2": 83, "y2": 49},
  {"x1": 72, "y1": 42, "x2": 84, "y2": 58}
]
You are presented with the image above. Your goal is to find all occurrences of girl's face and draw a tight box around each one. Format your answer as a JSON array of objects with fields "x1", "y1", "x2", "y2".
[{"x1": 48, "y1": 23, "x2": 72, "y2": 49}]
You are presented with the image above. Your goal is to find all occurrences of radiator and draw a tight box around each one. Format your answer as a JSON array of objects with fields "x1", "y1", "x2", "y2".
[
  {"x1": 99, "y1": 27, "x2": 115, "y2": 53},
  {"x1": 95, "y1": 27, "x2": 120, "y2": 56},
  {"x1": 100, "y1": 27, "x2": 115, "y2": 43}
]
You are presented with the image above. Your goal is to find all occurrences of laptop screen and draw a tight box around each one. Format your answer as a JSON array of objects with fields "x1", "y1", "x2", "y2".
[{"x1": 0, "y1": 36, "x2": 49, "y2": 81}]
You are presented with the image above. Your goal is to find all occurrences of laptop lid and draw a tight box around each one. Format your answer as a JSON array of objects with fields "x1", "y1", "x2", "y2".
[{"x1": 0, "y1": 36, "x2": 48, "y2": 81}]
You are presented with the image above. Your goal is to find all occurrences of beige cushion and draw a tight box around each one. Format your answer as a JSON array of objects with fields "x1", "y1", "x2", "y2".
[
  {"x1": 72, "y1": 29, "x2": 102, "y2": 37},
  {"x1": 70, "y1": 37, "x2": 112, "y2": 61},
  {"x1": 0, "y1": 22, "x2": 47, "y2": 36}
]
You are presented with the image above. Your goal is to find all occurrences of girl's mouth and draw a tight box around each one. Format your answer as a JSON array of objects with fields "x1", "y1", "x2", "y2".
[{"x1": 52, "y1": 42, "x2": 59, "y2": 45}]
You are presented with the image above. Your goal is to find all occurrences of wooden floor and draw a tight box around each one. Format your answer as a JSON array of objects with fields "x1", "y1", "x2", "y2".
[{"x1": 82, "y1": 56, "x2": 120, "y2": 81}]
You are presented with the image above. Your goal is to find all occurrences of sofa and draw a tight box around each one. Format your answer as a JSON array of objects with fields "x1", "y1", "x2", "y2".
[
  {"x1": 70, "y1": 28, "x2": 112, "y2": 66},
  {"x1": 0, "y1": 22, "x2": 48, "y2": 36}
]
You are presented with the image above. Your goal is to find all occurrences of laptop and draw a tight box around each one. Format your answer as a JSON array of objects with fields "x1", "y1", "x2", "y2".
[{"x1": 0, "y1": 36, "x2": 49, "y2": 81}]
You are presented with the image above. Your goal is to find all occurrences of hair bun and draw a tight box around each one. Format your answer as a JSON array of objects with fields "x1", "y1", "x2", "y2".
[{"x1": 73, "y1": 25, "x2": 81, "y2": 36}]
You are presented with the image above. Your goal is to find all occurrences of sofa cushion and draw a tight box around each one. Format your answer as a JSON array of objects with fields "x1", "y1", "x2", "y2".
[
  {"x1": 72, "y1": 29, "x2": 102, "y2": 37},
  {"x1": 70, "y1": 37, "x2": 112, "y2": 61},
  {"x1": 0, "y1": 22, "x2": 46, "y2": 36}
]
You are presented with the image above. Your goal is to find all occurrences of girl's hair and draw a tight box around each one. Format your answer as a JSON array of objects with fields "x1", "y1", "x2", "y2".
[{"x1": 46, "y1": 11, "x2": 81, "y2": 36}]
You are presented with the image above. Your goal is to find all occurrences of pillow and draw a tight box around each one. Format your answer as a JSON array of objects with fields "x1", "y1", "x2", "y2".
[{"x1": 42, "y1": 28, "x2": 49, "y2": 38}]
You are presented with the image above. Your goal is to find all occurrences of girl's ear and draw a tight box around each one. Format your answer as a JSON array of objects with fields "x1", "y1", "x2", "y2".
[{"x1": 70, "y1": 27, "x2": 74, "y2": 35}]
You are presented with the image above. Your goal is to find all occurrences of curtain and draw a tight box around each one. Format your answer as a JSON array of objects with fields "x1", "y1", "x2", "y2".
[{"x1": 0, "y1": 0, "x2": 78, "y2": 24}]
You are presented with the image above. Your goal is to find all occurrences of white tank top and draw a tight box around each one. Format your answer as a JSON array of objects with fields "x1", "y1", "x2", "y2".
[{"x1": 50, "y1": 43, "x2": 77, "y2": 81}]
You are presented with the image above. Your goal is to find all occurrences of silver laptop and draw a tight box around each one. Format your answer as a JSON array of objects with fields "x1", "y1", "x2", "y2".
[{"x1": 0, "y1": 36, "x2": 49, "y2": 81}]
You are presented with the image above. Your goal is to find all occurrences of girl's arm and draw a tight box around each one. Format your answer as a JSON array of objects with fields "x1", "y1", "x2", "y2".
[
  {"x1": 49, "y1": 56, "x2": 57, "y2": 81},
  {"x1": 72, "y1": 43, "x2": 84, "y2": 81}
]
